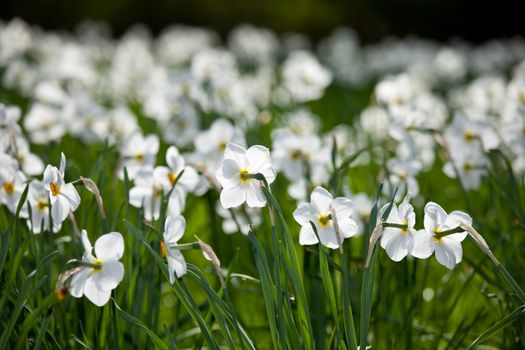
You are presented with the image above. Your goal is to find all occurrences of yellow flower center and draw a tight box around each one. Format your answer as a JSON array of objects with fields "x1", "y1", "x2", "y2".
[
  {"x1": 3, "y1": 181, "x2": 14, "y2": 195},
  {"x1": 92, "y1": 258, "x2": 103, "y2": 272},
  {"x1": 134, "y1": 153, "x2": 144, "y2": 161},
  {"x1": 318, "y1": 214, "x2": 331, "y2": 228},
  {"x1": 463, "y1": 162, "x2": 474, "y2": 172},
  {"x1": 464, "y1": 130, "x2": 475, "y2": 142},
  {"x1": 400, "y1": 220, "x2": 409, "y2": 235},
  {"x1": 50, "y1": 182, "x2": 60, "y2": 196},
  {"x1": 290, "y1": 149, "x2": 302, "y2": 161},
  {"x1": 167, "y1": 172, "x2": 177, "y2": 186},
  {"x1": 218, "y1": 140, "x2": 227, "y2": 151},
  {"x1": 36, "y1": 198, "x2": 48, "y2": 211},
  {"x1": 433, "y1": 227, "x2": 443, "y2": 243},
  {"x1": 239, "y1": 169, "x2": 251, "y2": 183}
]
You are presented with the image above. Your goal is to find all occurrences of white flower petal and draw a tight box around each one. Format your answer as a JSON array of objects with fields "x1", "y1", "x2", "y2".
[
  {"x1": 331, "y1": 197, "x2": 354, "y2": 221},
  {"x1": 84, "y1": 278, "x2": 112, "y2": 307},
  {"x1": 293, "y1": 203, "x2": 317, "y2": 226},
  {"x1": 81, "y1": 229, "x2": 92, "y2": 254},
  {"x1": 94, "y1": 232, "x2": 124, "y2": 261},
  {"x1": 246, "y1": 145, "x2": 271, "y2": 173},
  {"x1": 246, "y1": 181, "x2": 266, "y2": 208},
  {"x1": 337, "y1": 218, "x2": 359, "y2": 238},
  {"x1": 298, "y1": 225, "x2": 319, "y2": 246},
  {"x1": 424, "y1": 202, "x2": 448, "y2": 233},
  {"x1": 224, "y1": 143, "x2": 247, "y2": 168},
  {"x1": 168, "y1": 250, "x2": 187, "y2": 283},
  {"x1": 434, "y1": 239, "x2": 462, "y2": 269},
  {"x1": 318, "y1": 226, "x2": 340, "y2": 249},
  {"x1": 92, "y1": 261, "x2": 124, "y2": 291},
  {"x1": 51, "y1": 195, "x2": 70, "y2": 223},
  {"x1": 61, "y1": 183, "x2": 80, "y2": 211},
  {"x1": 310, "y1": 186, "x2": 333, "y2": 214},
  {"x1": 164, "y1": 215, "x2": 186, "y2": 243},
  {"x1": 220, "y1": 185, "x2": 246, "y2": 209},
  {"x1": 216, "y1": 159, "x2": 241, "y2": 189},
  {"x1": 410, "y1": 229, "x2": 435, "y2": 259},
  {"x1": 69, "y1": 268, "x2": 91, "y2": 298}
]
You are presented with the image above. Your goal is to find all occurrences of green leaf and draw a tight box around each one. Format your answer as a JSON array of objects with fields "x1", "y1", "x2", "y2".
[
  {"x1": 467, "y1": 305, "x2": 525, "y2": 349},
  {"x1": 113, "y1": 299, "x2": 169, "y2": 350}
]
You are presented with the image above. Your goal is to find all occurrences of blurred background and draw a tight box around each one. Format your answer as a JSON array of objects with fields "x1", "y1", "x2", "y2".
[{"x1": 1, "y1": 0, "x2": 524, "y2": 42}]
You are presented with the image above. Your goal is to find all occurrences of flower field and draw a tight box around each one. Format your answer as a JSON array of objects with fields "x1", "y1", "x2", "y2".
[{"x1": 1, "y1": 19, "x2": 525, "y2": 349}]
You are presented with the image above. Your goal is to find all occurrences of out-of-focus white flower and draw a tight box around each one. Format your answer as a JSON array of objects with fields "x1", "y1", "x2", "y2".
[
  {"x1": 433, "y1": 48, "x2": 466, "y2": 82},
  {"x1": 444, "y1": 113, "x2": 500, "y2": 152},
  {"x1": 215, "y1": 143, "x2": 276, "y2": 209},
  {"x1": 12, "y1": 137, "x2": 44, "y2": 176},
  {"x1": 70, "y1": 230, "x2": 124, "y2": 306},
  {"x1": 119, "y1": 132, "x2": 159, "y2": 180},
  {"x1": 0, "y1": 167, "x2": 28, "y2": 217},
  {"x1": 284, "y1": 108, "x2": 320, "y2": 136},
  {"x1": 293, "y1": 186, "x2": 358, "y2": 249},
  {"x1": 43, "y1": 153, "x2": 80, "y2": 224},
  {"x1": 385, "y1": 157, "x2": 421, "y2": 200},
  {"x1": 23, "y1": 103, "x2": 70, "y2": 144},
  {"x1": 272, "y1": 129, "x2": 325, "y2": 181},
  {"x1": 360, "y1": 106, "x2": 390, "y2": 141},
  {"x1": 411, "y1": 202, "x2": 472, "y2": 270},
  {"x1": 157, "y1": 25, "x2": 217, "y2": 66},
  {"x1": 228, "y1": 24, "x2": 279, "y2": 64},
  {"x1": 216, "y1": 203, "x2": 261, "y2": 235},
  {"x1": 128, "y1": 168, "x2": 163, "y2": 222},
  {"x1": 443, "y1": 146, "x2": 489, "y2": 190},
  {"x1": 194, "y1": 118, "x2": 246, "y2": 168},
  {"x1": 153, "y1": 146, "x2": 199, "y2": 214},
  {"x1": 282, "y1": 50, "x2": 332, "y2": 102},
  {"x1": 160, "y1": 101, "x2": 200, "y2": 148},
  {"x1": 191, "y1": 48, "x2": 235, "y2": 82}
]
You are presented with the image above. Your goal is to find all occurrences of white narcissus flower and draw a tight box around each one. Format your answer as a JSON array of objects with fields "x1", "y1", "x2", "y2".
[
  {"x1": 119, "y1": 132, "x2": 159, "y2": 180},
  {"x1": 70, "y1": 230, "x2": 125, "y2": 307},
  {"x1": 154, "y1": 146, "x2": 199, "y2": 195},
  {"x1": 411, "y1": 202, "x2": 472, "y2": 270},
  {"x1": 26, "y1": 180, "x2": 61, "y2": 233},
  {"x1": 162, "y1": 214, "x2": 187, "y2": 283},
  {"x1": 380, "y1": 194, "x2": 416, "y2": 262},
  {"x1": 282, "y1": 50, "x2": 332, "y2": 102},
  {"x1": 128, "y1": 168, "x2": 163, "y2": 222},
  {"x1": 0, "y1": 167, "x2": 28, "y2": 217},
  {"x1": 293, "y1": 186, "x2": 358, "y2": 249},
  {"x1": 194, "y1": 118, "x2": 246, "y2": 165},
  {"x1": 43, "y1": 153, "x2": 80, "y2": 224},
  {"x1": 215, "y1": 143, "x2": 276, "y2": 209}
]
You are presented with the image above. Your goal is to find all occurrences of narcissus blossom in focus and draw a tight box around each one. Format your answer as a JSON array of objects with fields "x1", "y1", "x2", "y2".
[
  {"x1": 411, "y1": 202, "x2": 472, "y2": 269},
  {"x1": 43, "y1": 153, "x2": 80, "y2": 224},
  {"x1": 70, "y1": 230, "x2": 124, "y2": 307},
  {"x1": 215, "y1": 143, "x2": 275, "y2": 209},
  {"x1": 380, "y1": 194, "x2": 416, "y2": 262},
  {"x1": 293, "y1": 186, "x2": 358, "y2": 249}
]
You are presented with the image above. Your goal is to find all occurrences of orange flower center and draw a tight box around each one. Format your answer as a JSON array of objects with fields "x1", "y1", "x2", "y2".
[
  {"x1": 50, "y1": 182, "x2": 60, "y2": 196},
  {"x1": 160, "y1": 240, "x2": 167, "y2": 258},
  {"x1": 167, "y1": 172, "x2": 177, "y2": 186}
]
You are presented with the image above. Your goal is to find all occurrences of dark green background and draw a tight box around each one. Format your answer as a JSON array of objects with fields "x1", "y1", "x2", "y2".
[{"x1": 0, "y1": 0, "x2": 523, "y2": 42}]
